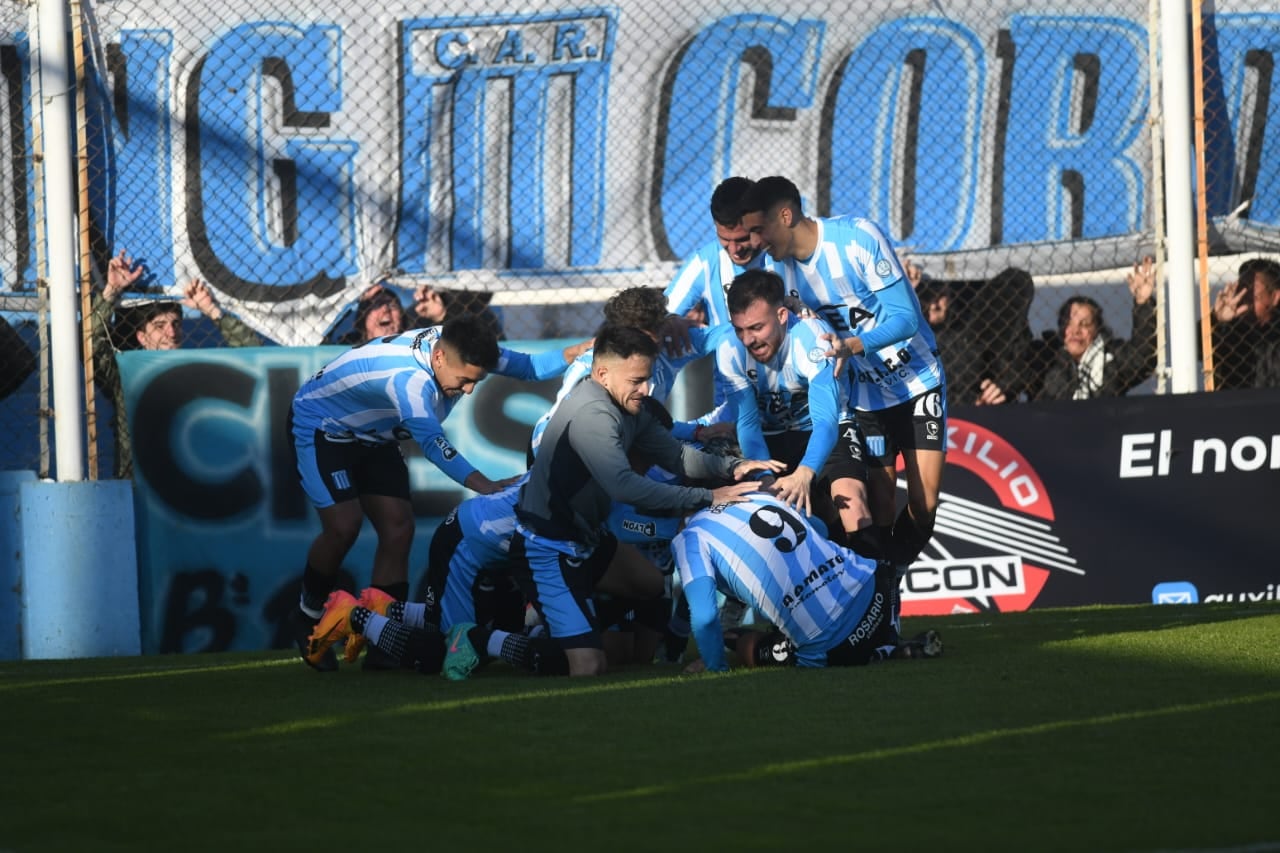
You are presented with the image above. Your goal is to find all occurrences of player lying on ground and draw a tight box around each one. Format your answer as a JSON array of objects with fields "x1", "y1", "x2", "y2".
[{"x1": 673, "y1": 492, "x2": 942, "y2": 672}]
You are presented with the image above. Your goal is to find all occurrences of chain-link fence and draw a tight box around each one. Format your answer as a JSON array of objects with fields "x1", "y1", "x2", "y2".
[{"x1": 3, "y1": 0, "x2": 1280, "y2": 477}]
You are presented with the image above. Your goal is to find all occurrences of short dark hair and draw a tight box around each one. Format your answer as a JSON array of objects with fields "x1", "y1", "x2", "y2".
[
  {"x1": 916, "y1": 279, "x2": 953, "y2": 307},
  {"x1": 440, "y1": 313, "x2": 500, "y2": 369},
  {"x1": 594, "y1": 323, "x2": 658, "y2": 362},
  {"x1": 1241, "y1": 257, "x2": 1280, "y2": 294},
  {"x1": 709, "y1": 177, "x2": 755, "y2": 226},
  {"x1": 112, "y1": 300, "x2": 182, "y2": 350},
  {"x1": 603, "y1": 286, "x2": 667, "y2": 335},
  {"x1": 727, "y1": 268, "x2": 786, "y2": 316},
  {"x1": 741, "y1": 175, "x2": 803, "y2": 217}
]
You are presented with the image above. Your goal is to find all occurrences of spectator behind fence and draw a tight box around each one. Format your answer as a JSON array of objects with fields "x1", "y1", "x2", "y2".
[
  {"x1": 1244, "y1": 261, "x2": 1280, "y2": 388},
  {"x1": 331, "y1": 284, "x2": 410, "y2": 345},
  {"x1": 917, "y1": 267, "x2": 1035, "y2": 406},
  {"x1": 1030, "y1": 257, "x2": 1157, "y2": 401},
  {"x1": 411, "y1": 284, "x2": 505, "y2": 341},
  {"x1": 92, "y1": 250, "x2": 262, "y2": 479},
  {"x1": 0, "y1": 314, "x2": 36, "y2": 401},
  {"x1": 1211, "y1": 258, "x2": 1280, "y2": 390}
]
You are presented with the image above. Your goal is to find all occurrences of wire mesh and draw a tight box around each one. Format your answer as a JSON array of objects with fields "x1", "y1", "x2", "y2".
[{"x1": 2, "y1": 0, "x2": 1279, "y2": 476}]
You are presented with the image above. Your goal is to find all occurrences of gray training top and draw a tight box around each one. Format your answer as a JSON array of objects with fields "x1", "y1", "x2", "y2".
[{"x1": 517, "y1": 378, "x2": 743, "y2": 546}]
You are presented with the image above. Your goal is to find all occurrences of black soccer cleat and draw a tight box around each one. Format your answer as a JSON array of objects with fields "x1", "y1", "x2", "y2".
[
  {"x1": 291, "y1": 606, "x2": 338, "y2": 672},
  {"x1": 893, "y1": 629, "x2": 943, "y2": 660}
]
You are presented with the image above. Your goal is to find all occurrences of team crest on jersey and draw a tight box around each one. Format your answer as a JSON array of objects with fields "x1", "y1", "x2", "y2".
[
  {"x1": 901, "y1": 419, "x2": 1079, "y2": 618},
  {"x1": 433, "y1": 436, "x2": 458, "y2": 460},
  {"x1": 875, "y1": 259, "x2": 892, "y2": 278}
]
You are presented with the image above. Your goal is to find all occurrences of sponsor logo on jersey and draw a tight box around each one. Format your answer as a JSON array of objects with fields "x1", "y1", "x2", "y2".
[
  {"x1": 621, "y1": 518, "x2": 657, "y2": 538},
  {"x1": 433, "y1": 436, "x2": 458, "y2": 460}
]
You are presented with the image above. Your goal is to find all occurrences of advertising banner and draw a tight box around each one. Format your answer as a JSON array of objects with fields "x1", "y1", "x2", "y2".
[{"x1": 119, "y1": 346, "x2": 1278, "y2": 653}]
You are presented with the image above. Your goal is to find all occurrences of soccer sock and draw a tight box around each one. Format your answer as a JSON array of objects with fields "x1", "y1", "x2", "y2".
[
  {"x1": 373, "y1": 581, "x2": 409, "y2": 602},
  {"x1": 363, "y1": 613, "x2": 387, "y2": 645},
  {"x1": 350, "y1": 606, "x2": 371, "y2": 636},
  {"x1": 487, "y1": 629, "x2": 569, "y2": 675},
  {"x1": 398, "y1": 601, "x2": 429, "y2": 628},
  {"x1": 299, "y1": 563, "x2": 332, "y2": 617},
  {"x1": 369, "y1": 615, "x2": 409, "y2": 663},
  {"x1": 467, "y1": 626, "x2": 489, "y2": 661},
  {"x1": 487, "y1": 630, "x2": 510, "y2": 659},
  {"x1": 888, "y1": 507, "x2": 934, "y2": 565},
  {"x1": 846, "y1": 526, "x2": 888, "y2": 561}
]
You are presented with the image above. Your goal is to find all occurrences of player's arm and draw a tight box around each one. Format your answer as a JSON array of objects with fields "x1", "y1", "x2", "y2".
[
  {"x1": 664, "y1": 252, "x2": 709, "y2": 319},
  {"x1": 684, "y1": 576, "x2": 729, "y2": 672},
  {"x1": 673, "y1": 528, "x2": 731, "y2": 672},
  {"x1": 405, "y1": 415, "x2": 483, "y2": 489},
  {"x1": 494, "y1": 343, "x2": 585, "y2": 381},
  {"x1": 715, "y1": 341, "x2": 770, "y2": 460},
  {"x1": 797, "y1": 366, "x2": 840, "y2": 472}
]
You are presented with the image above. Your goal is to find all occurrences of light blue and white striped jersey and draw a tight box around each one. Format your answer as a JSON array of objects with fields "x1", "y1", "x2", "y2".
[
  {"x1": 715, "y1": 313, "x2": 849, "y2": 471},
  {"x1": 665, "y1": 239, "x2": 763, "y2": 328},
  {"x1": 763, "y1": 216, "x2": 944, "y2": 410},
  {"x1": 529, "y1": 325, "x2": 730, "y2": 457},
  {"x1": 673, "y1": 494, "x2": 879, "y2": 670},
  {"x1": 292, "y1": 327, "x2": 567, "y2": 486},
  {"x1": 439, "y1": 473, "x2": 527, "y2": 630}
]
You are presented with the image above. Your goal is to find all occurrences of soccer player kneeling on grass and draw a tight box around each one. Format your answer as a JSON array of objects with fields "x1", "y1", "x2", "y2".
[
  {"x1": 673, "y1": 493, "x2": 943, "y2": 672},
  {"x1": 444, "y1": 323, "x2": 785, "y2": 679}
]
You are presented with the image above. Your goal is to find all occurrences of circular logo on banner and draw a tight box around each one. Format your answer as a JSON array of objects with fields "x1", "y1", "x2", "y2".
[{"x1": 899, "y1": 419, "x2": 1079, "y2": 617}]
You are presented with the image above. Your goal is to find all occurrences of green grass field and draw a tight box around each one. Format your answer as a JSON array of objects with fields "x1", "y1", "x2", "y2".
[{"x1": 2, "y1": 603, "x2": 1278, "y2": 853}]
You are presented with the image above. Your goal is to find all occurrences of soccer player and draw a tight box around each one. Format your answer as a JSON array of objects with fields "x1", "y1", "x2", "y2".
[
  {"x1": 288, "y1": 314, "x2": 587, "y2": 671},
  {"x1": 529, "y1": 285, "x2": 731, "y2": 459},
  {"x1": 664, "y1": 176, "x2": 763, "y2": 330},
  {"x1": 671, "y1": 493, "x2": 942, "y2": 672},
  {"x1": 718, "y1": 267, "x2": 870, "y2": 544},
  {"x1": 740, "y1": 177, "x2": 946, "y2": 584},
  {"x1": 443, "y1": 323, "x2": 785, "y2": 679}
]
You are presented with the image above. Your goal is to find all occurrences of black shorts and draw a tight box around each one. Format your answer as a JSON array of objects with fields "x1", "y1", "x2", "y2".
[
  {"x1": 764, "y1": 420, "x2": 867, "y2": 484},
  {"x1": 855, "y1": 389, "x2": 947, "y2": 468},
  {"x1": 824, "y1": 562, "x2": 899, "y2": 667}
]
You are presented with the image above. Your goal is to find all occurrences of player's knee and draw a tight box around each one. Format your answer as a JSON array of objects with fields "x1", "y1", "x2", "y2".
[{"x1": 567, "y1": 648, "x2": 607, "y2": 676}]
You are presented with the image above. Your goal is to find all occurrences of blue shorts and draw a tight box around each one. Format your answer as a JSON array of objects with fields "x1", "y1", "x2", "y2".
[{"x1": 509, "y1": 525, "x2": 618, "y2": 649}]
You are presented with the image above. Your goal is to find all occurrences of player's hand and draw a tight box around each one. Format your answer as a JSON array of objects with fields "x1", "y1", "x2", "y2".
[
  {"x1": 657, "y1": 313, "x2": 695, "y2": 357},
  {"x1": 819, "y1": 331, "x2": 863, "y2": 359},
  {"x1": 562, "y1": 338, "x2": 594, "y2": 362},
  {"x1": 464, "y1": 471, "x2": 519, "y2": 495},
  {"x1": 974, "y1": 378, "x2": 1007, "y2": 406},
  {"x1": 730, "y1": 458, "x2": 786, "y2": 481},
  {"x1": 770, "y1": 466, "x2": 815, "y2": 516},
  {"x1": 709, "y1": 479, "x2": 764, "y2": 505}
]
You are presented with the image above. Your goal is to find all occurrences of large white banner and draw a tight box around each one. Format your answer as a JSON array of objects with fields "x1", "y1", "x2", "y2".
[{"x1": 3, "y1": 1, "x2": 1280, "y2": 342}]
